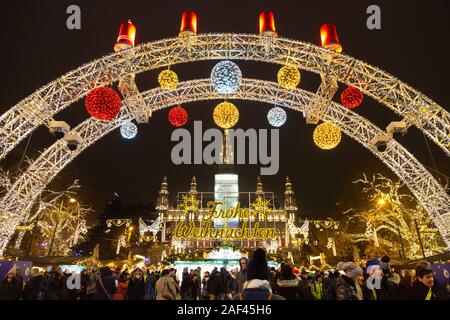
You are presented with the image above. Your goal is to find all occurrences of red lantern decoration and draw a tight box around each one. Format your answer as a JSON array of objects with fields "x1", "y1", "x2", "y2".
[
  {"x1": 168, "y1": 106, "x2": 188, "y2": 127},
  {"x1": 320, "y1": 22, "x2": 342, "y2": 53},
  {"x1": 341, "y1": 86, "x2": 364, "y2": 109},
  {"x1": 85, "y1": 87, "x2": 122, "y2": 121},
  {"x1": 259, "y1": 11, "x2": 277, "y2": 36},
  {"x1": 179, "y1": 11, "x2": 198, "y2": 36},
  {"x1": 114, "y1": 20, "x2": 136, "y2": 52}
]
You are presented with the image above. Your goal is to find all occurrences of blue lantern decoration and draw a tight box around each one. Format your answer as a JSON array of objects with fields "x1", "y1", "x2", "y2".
[
  {"x1": 267, "y1": 107, "x2": 287, "y2": 127},
  {"x1": 210, "y1": 60, "x2": 242, "y2": 95},
  {"x1": 120, "y1": 121, "x2": 138, "y2": 139}
]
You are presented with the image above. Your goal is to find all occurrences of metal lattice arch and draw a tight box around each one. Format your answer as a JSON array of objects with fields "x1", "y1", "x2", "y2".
[
  {"x1": 0, "y1": 34, "x2": 449, "y2": 255},
  {"x1": 0, "y1": 79, "x2": 449, "y2": 255}
]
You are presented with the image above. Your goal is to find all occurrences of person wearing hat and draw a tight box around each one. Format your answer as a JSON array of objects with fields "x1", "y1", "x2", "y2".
[
  {"x1": 335, "y1": 262, "x2": 364, "y2": 300},
  {"x1": 234, "y1": 248, "x2": 285, "y2": 300},
  {"x1": 276, "y1": 264, "x2": 299, "y2": 300},
  {"x1": 363, "y1": 260, "x2": 387, "y2": 300},
  {"x1": 0, "y1": 265, "x2": 22, "y2": 300},
  {"x1": 409, "y1": 261, "x2": 449, "y2": 300}
]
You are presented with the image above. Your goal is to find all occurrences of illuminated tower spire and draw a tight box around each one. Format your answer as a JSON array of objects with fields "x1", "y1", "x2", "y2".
[
  {"x1": 256, "y1": 176, "x2": 264, "y2": 195},
  {"x1": 190, "y1": 176, "x2": 198, "y2": 195},
  {"x1": 156, "y1": 176, "x2": 169, "y2": 211},
  {"x1": 284, "y1": 176, "x2": 298, "y2": 220}
]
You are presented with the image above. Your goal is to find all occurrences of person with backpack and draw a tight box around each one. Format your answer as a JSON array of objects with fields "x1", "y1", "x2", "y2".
[{"x1": 155, "y1": 269, "x2": 177, "y2": 300}]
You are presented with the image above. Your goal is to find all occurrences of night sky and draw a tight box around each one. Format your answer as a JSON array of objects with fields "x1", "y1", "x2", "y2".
[{"x1": 1, "y1": 0, "x2": 449, "y2": 219}]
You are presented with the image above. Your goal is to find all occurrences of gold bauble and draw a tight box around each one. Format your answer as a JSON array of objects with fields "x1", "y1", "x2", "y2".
[
  {"x1": 213, "y1": 102, "x2": 239, "y2": 129},
  {"x1": 158, "y1": 69, "x2": 179, "y2": 90},
  {"x1": 313, "y1": 122, "x2": 342, "y2": 150},
  {"x1": 277, "y1": 65, "x2": 301, "y2": 89}
]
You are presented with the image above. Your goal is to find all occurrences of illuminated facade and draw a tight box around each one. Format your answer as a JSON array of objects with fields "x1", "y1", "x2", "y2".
[{"x1": 155, "y1": 175, "x2": 300, "y2": 251}]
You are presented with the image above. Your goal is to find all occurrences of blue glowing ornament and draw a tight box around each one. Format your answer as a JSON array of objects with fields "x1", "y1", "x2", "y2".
[
  {"x1": 210, "y1": 60, "x2": 242, "y2": 94},
  {"x1": 267, "y1": 107, "x2": 287, "y2": 127},
  {"x1": 120, "y1": 121, "x2": 138, "y2": 139}
]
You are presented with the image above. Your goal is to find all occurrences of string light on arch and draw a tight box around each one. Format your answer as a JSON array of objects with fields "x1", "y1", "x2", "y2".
[
  {"x1": 210, "y1": 60, "x2": 242, "y2": 94},
  {"x1": 267, "y1": 107, "x2": 287, "y2": 127},
  {"x1": 168, "y1": 106, "x2": 188, "y2": 127},
  {"x1": 158, "y1": 69, "x2": 179, "y2": 90},
  {"x1": 213, "y1": 101, "x2": 239, "y2": 129},
  {"x1": 313, "y1": 122, "x2": 342, "y2": 150},
  {"x1": 341, "y1": 86, "x2": 364, "y2": 109},
  {"x1": 120, "y1": 121, "x2": 138, "y2": 139},
  {"x1": 277, "y1": 65, "x2": 301, "y2": 89}
]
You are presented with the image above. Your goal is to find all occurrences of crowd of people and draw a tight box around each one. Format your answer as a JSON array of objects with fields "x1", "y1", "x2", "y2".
[{"x1": 0, "y1": 249, "x2": 449, "y2": 300}]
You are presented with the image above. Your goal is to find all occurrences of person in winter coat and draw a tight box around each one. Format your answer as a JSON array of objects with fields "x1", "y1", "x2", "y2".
[
  {"x1": 228, "y1": 270, "x2": 239, "y2": 298},
  {"x1": 155, "y1": 269, "x2": 177, "y2": 300},
  {"x1": 95, "y1": 267, "x2": 116, "y2": 300},
  {"x1": 22, "y1": 268, "x2": 44, "y2": 300},
  {"x1": 86, "y1": 267, "x2": 99, "y2": 300},
  {"x1": 180, "y1": 267, "x2": 192, "y2": 300},
  {"x1": 335, "y1": 262, "x2": 364, "y2": 300},
  {"x1": 113, "y1": 273, "x2": 128, "y2": 300},
  {"x1": 233, "y1": 248, "x2": 285, "y2": 300},
  {"x1": 127, "y1": 268, "x2": 146, "y2": 300},
  {"x1": 41, "y1": 266, "x2": 62, "y2": 300},
  {"x1": 362, "y1": 260, "x2": 388, "y2": 301},
  {"x1": 236, "y1": 257, "x2": 248, "y2": 294},
  {"x1": 409, "y1": 261, "x2": 449, "y2": 300},
  {"x1": 220, "y1": 267, "x2": 232, "y2": 300},
  {"x1": 207, "y1": 269, "x2": 223, "y2": 300},
  {"x1": 144, "y1": 270, "x2": 156, "y2": 300},
  {"x1": 0, "y1": 266, "x2": 22, "y2": 300},
  {"x1": 191, "y1": 270, "x2": 200, "y2": 300},
  {"x1": 202, "y1": 271, "x2": 210, "y2": 300},
  {"x1": 311, "y1": 272, "x2": 324, "y2": 300},
  {"x1": 322, "y1": 271, "x2": 336, "y2": 300},
  {"x1": 297, "y1": 270, "x2": 312, "y2": 300},
  {"x1": 276, "y1": 264, "x2": 299, "y2": 300}
]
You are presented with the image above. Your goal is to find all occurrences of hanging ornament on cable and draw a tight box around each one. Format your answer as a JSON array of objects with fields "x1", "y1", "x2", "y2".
[
  {"x1": 313, "y1": 122, "x2": 342, "y2": 150},
  {"x1": 210, "y1": 60, "x2": 243, "y2": 94},
  {"x1": 120, "y1": 121, "x2": 138, "y2": 139},
  {"x1": 168, "y1": 106, "x2": 188, "y2": 127},
  {"x1": 341, "y1": 86, "x2": 364, "y2": 109},
  {"x1": 213, "y1": 102, "x2": 239, "y2": 129},
  {"x1": 158, "y1": 69, "x2": 179, "y2": 90},
  {"x1": 277, "y1": 65, "x2": 301, "y2": 89},
  {"x1": 85, "y1": 87, "x2": 122, "y2": 121},
  {"x1": 267, "y1": 107, "x2": 287, "y2": 127}
]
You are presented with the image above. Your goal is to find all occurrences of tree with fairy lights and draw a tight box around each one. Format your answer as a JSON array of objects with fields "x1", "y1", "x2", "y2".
[
  {"x1": 344, "y1": 173, "x2": 447, "y2": 259},
  {"x1": 1, "y1": 158, "x2": 92, "y2": 257}
]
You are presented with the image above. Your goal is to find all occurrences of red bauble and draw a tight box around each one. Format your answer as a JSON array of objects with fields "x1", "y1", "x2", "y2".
[
  {"x1": 341, "y1": 86, "x2": 364, "y2": 109},
  {"x1": 85, "y1": 87, "x2": 122, "y2": 121},
  {"x1": 168, "y1": 106, "x2": 188, "y2": 127}
]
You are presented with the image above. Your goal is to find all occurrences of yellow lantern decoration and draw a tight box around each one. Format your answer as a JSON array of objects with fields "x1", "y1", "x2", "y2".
[
  {"x1": 277, "y1": 65, "x2": 301, "y2": 89},
  {"x1": 313, "y1": 122, "x2": 342, "y2": 150},
  {"x1": 158, "y1": 69, "x2": 179, "y2": 90},
  {"x1": 213, "y1": 102, "x2": 239, "y2": 129}
]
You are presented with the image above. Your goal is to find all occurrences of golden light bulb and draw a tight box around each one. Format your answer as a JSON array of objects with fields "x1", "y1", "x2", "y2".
[
  {"x1": 158, "y1": 69, "x2": 179, "y2": 90},
  {"x1": 313, "y1": 122, "x2": 342, "y2": 150},
  {"x1": 213, "y1": 102, "x2": 240, "y2": 129},
  {"x1": 277, "y1": 65, "x2": 301, "y2": 89}
]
